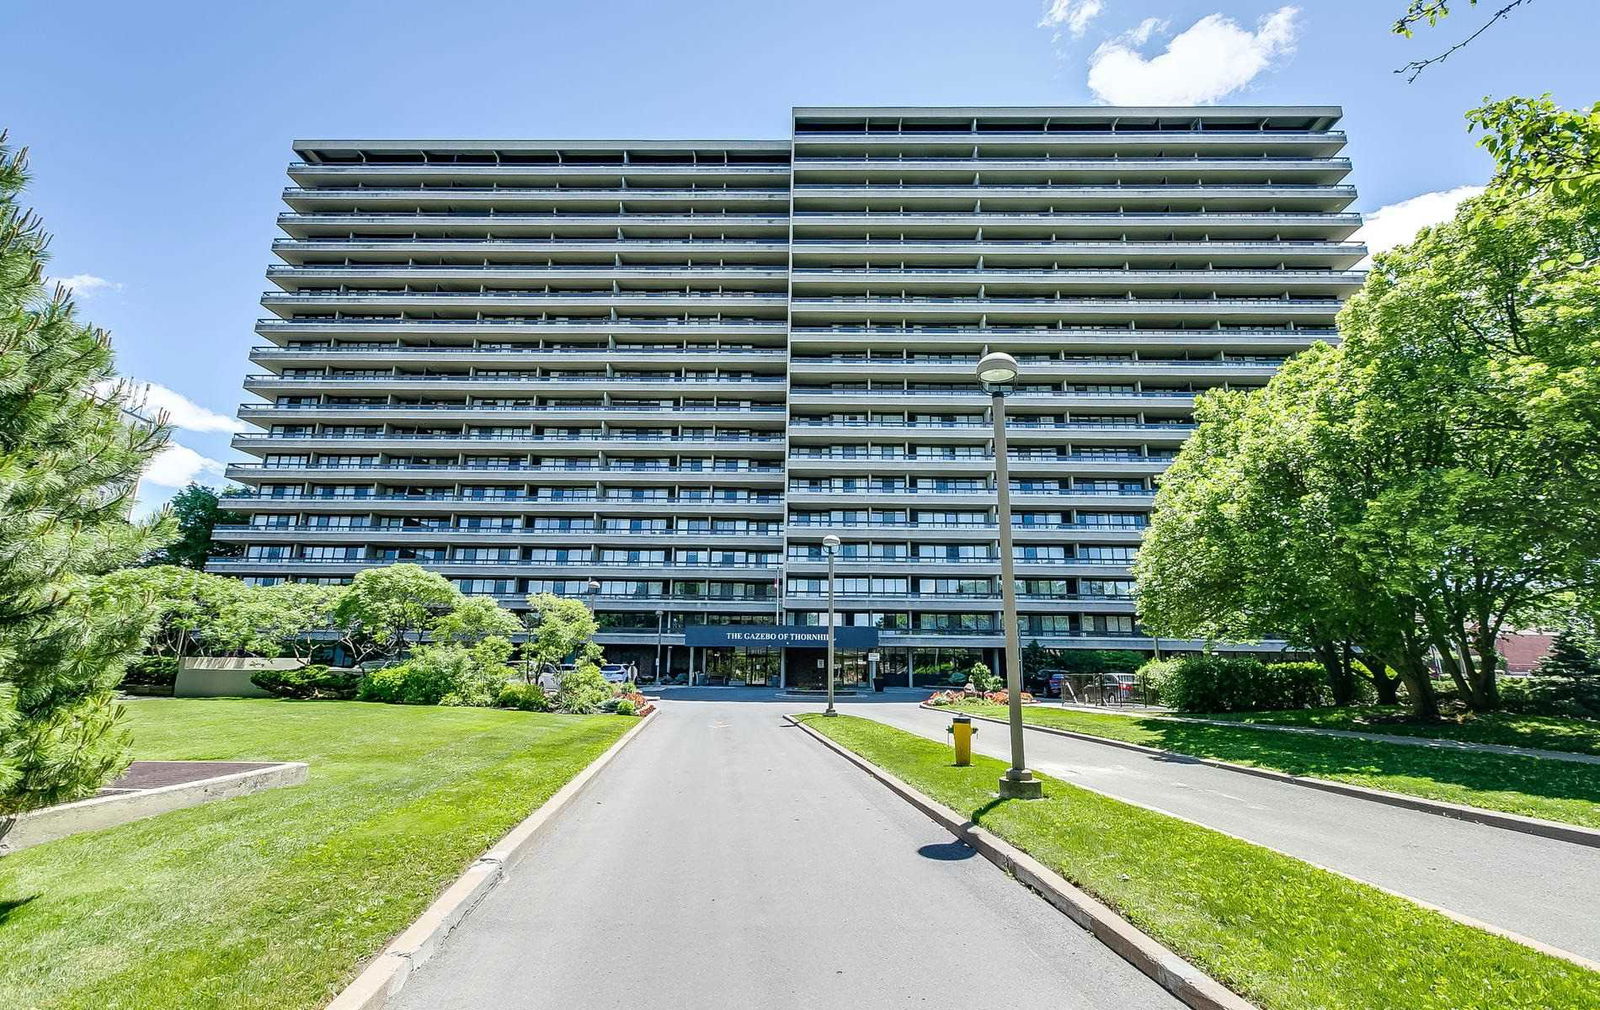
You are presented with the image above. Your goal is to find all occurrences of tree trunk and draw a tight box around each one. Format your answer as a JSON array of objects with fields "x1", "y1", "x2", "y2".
[
  {"x1": 1355, "y1": 656, "x2": 1402, "y2": 705},
  {"x1": 1312, "y1": 642, "x2": 1358, "y2": 706}
]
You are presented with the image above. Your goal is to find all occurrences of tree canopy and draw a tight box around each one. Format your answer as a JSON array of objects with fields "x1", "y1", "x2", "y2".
[
  {"x1": 140, "y1": 483, "x2": 246, "y2": 569},
  {"x1": 1136, "y1": 109, "x2": 1600, "y2": 716}
]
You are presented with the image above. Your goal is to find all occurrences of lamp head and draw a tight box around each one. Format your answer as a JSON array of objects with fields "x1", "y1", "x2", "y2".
[
  {"x1": 822, "y1": 534, "x2": 841, "y2": 552},
  {"x1": 976, "y1": 351, "x2": 1020, "y2": 386},
  {"x1": 586, "y1": 578, "x2": 601, "y2": 592}
]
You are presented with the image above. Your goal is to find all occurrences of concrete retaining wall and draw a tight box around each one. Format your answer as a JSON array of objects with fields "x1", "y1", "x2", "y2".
[
  {"x1": 1, "y1": 761, "x2": 309, "y2": 855},
  {"x1": 175, "y1": 656, "x2": 299, "y2": 698}
]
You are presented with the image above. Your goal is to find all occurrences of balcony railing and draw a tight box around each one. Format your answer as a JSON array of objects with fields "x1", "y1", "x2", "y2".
[{"x1": 245, "y1": 374, "x2": 787, "y2": 385}]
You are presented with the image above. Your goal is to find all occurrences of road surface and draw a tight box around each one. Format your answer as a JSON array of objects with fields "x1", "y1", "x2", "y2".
[{"x1": 393, "y1": 695, "x2": 1183, "y2": 1010}]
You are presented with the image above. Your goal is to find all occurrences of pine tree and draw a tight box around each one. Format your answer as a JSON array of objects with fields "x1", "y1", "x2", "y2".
[{"x1": 0, "y1": 135, "x2": 173, "y2": 826}]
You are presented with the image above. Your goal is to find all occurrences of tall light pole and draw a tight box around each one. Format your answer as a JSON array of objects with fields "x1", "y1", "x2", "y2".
[
  {"x1": 654, "y1": 608, "x2": 665, "y2": 686},
  {"x1": 822, "y1": 533, "x2": 840, "y2": 716},
  {"x1": 977, "y1": 351, "x2": 1043, "y2": 800}
]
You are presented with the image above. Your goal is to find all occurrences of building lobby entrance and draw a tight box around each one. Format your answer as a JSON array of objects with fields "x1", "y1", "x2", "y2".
[{"x1": 701, "y1": 647, "x2": 779, "y2": 687}]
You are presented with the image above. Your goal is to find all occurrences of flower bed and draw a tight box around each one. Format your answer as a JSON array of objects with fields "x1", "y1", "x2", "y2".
[{"x1": 925, "y1": 689, "x2": 1034, "y2": 707}]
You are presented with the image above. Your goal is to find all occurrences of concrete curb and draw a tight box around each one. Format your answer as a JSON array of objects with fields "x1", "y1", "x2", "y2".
[
  {"x1": 1, "y1": 761, "x2": 309, "y2": 855},
  {"x1": 786, "y1": 714, "x2": 1257, "y2": 1010},
  {"x1": 933, "y1": 705, "x2": 1600, "y2": 849},
  {"x1": 325, "y1": 709, "x2": 659, "y2": 1010}
]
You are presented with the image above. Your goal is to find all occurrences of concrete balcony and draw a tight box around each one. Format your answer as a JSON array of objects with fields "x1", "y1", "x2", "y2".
[
  {"x1": 792, "y1": 156, "x2": 1354, "y2": 184},
  {"x1": 213, "y1": 524, "x2": 785, "y2": 547},
  {"x1": 788, "y1": 267, "x2": 1364, "y2": 297},
  {"x1": 786, "y1": 325, "x2": 1339, "y2": 353},
  {"x1": 790, "y1": 211, "x2": 1362, "y2": 241},
  {"x1": 276, "y1": 212, "x2": 791, "y2": 239},
  {"x1": 232, "y1": 434, "x2": 787, "y2": 455},
  {"x1": 266, "y1": 264, "x2": 790, "y2": 291},
  {"x1": 237, "y1": 403, "x2": 789, "y2": 425},
  {"x1": 241, "y1": 374, "x2": 788, "y2": 397},
  {"x1": 281, "y1": 186, "x2": 792, "y2": 214},
  {"x1": 784, "y1": 479, "x2": 1166, "y2": 504},
  {"x1": 789, "y1": 295, "x2": 1342, "y2": 326},
  {"x1": 226, "y1": 463, "x2": 784, "y2": 486},
  {"x1": 786, "y1": 422, "x2": 1193, "y2": 444},
  {"x1": 792, "y1": 183, "x2": 1358, "y2": 213},
  {"x1": 789, "y1": 239, "x2": 1367, "y2": 269},
  {"x1": 223, "y1": 493, "x2": 788, "y2": 516},
  {"x1": 785, "y1": 388, "x2": 1198, "y2": 411},
  {"x1": 287, "y1": 161, "x2": 793, "y2": 189},
  {"x1": 256, "y1": 318, "x2": 787, "y2": 339},
  {"x1": 260, "y1": 290, "x2": 788, "y2": 319},
  {"x1": 789, "y1": 130, "x2": 1349, "y2": 158},
  {"x1": 248, "y1": 346, "x2": 787, "y2": 369},
  {"x1": 270, "y1": 237, "x2": 791, "y2": 266}
]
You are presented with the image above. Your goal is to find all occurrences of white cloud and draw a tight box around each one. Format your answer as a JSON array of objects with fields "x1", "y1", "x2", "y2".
[
  {"x1": 99, "y1": 380, "x2": 244, "y2": 434},
  {"x1": 141, "y1": 443, "x2": 228, "y2": 489},
  {"x1": 1087, "y1": 7, "x2": 1300, "y2": 105},
  {"x1": 1357, "y1": 185, "x2": 1486, "y2": 258},
  {"x1": 1039, "y1": 0, "x2": 1105, "y2": 38},
  {"x1": 48, "y1": 273, "x2": 122, "y2": 296}
]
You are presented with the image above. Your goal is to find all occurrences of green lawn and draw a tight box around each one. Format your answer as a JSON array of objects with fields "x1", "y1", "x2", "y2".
[
  {"x1": 1191, "y1": 706, "x2": 1600, "y2": 756},
  {"x1": 799, "y1": 714, "x2": 1599, "y2": 1010},
  {"x1": 0, "y1": 698, "x2": 633, "y2": 1010},
  {"x1": 949, "y1": 701, "x2": 1600, "y2": 829}
]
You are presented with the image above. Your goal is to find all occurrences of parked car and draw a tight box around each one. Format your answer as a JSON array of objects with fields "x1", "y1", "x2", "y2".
[
  {"x1": 600, "y1": 664, "x2": 632, "y2": 684},
  {"x1": 1102, "y1": 672, "x2": 1138, "y2": 703}
]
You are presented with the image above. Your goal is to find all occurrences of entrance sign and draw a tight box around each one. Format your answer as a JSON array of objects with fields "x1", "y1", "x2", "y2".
[{"x1": 684, "y1": 624, "x2": 880, "y2": 649}]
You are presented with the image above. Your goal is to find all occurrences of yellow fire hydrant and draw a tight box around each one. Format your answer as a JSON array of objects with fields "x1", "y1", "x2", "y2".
[{"x1": 948, "y1": 714, "x2": 977, "y2": 766}]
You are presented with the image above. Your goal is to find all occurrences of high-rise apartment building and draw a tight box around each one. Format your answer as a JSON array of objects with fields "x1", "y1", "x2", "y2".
[{"x1": 212, "y1": 105, "x2": 1364, "y2": 688}]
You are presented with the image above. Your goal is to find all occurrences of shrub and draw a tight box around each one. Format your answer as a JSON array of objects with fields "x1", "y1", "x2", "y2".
[
  {"x1": 356, "y1": 638, "x2": 515, "y2": 707},
  {"x1": 1136, "y1": 658, "x2": 1184, "y2": 705},
  {"x1": 555, "y1": 662, "x2": 613, "y2": 714},
  {"x1": 496, "y1": 682, "x2": 551, "y2": 712},
  {"x1": 1158, "y1": 656, "x2": 1330, "y2": 713},
  {"x1": 924, "y1": 690, "x2": 964, "y2": 706},
  {"x1": 250, "y1": 665, "x2": 361, "y2": 700},
  {"x1": 120, "y1": 655, "x2": 179, "y2": 690},
  {"x1": 947, "y1": 669, "x2": 968, "y2": 687},
  {"x1": 969, "y1": 661, "x2": 1002, "y2": 693},
  {"x1": 614, "y1": 698, "x2": 637, "y2": 717}
]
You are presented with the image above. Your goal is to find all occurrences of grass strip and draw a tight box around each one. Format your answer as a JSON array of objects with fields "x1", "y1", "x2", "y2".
[
  {"x1": 0, "y1": 698, "x2": 633, "y2": 1010},
  {"x1": 948, "y1": 701, "x2": 1600, "y2": 829},
  {"x1": 799, "y1": 713, "x2": 1600, "y2": 1010},
  {"x1": 1189, "y1": 707, "x2": 1600, "y2": 757}
]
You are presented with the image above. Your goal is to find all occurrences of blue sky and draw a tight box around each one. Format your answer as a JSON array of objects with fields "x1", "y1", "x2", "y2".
[{"x1": 2, "y1": 0, "x2": 1593, "y2": 511}]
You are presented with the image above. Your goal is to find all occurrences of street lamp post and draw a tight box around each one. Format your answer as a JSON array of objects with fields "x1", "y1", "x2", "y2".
[
  {"x1": 823, "y1": 534, "x2": 840, "y2": 716},
  {"x1": 654, "y1": 608, "x2": 665, "y2": 686},
  {"x1": 977, "y1": 351, "x2": 1043, "y2": 800}
]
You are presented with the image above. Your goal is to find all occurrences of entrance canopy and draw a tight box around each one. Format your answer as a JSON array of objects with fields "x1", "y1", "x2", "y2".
[{"x1": 683, "y1": 624, "x2": 879, "y2": 650}]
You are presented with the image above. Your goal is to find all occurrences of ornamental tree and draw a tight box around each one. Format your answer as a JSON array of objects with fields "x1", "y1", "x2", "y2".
[
  {"x1": 431, "y1": 595, "x2": 524, "y2": 646},
  {"x1": 0, "y1": 136, "x2": 173, "y2": 820},
  {"x1": 522, "y1": 592, "x2": 599, "y2": 681},
  {"x1": 332, "y1": 563, "x2": 463, "y2": 664},
  {"x1": 210, "y1": 581, "x2": 345, "y2": 662}
]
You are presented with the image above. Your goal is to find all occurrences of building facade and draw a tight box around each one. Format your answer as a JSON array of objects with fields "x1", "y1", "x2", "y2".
[{"x1": 212, "y1": 105, "x2": 1364, "y2": 687}]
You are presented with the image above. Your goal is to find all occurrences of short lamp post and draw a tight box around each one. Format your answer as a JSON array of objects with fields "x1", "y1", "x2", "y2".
[
  {"x1": 823, "y1": 533, "x2": 841, "y2": 716},
  {"x1": 977, "y1": 351, "x2": 1044, "y2": 800},
  {"x1": 654, "y1": 608, "x2": 665, "y2": 686}
]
